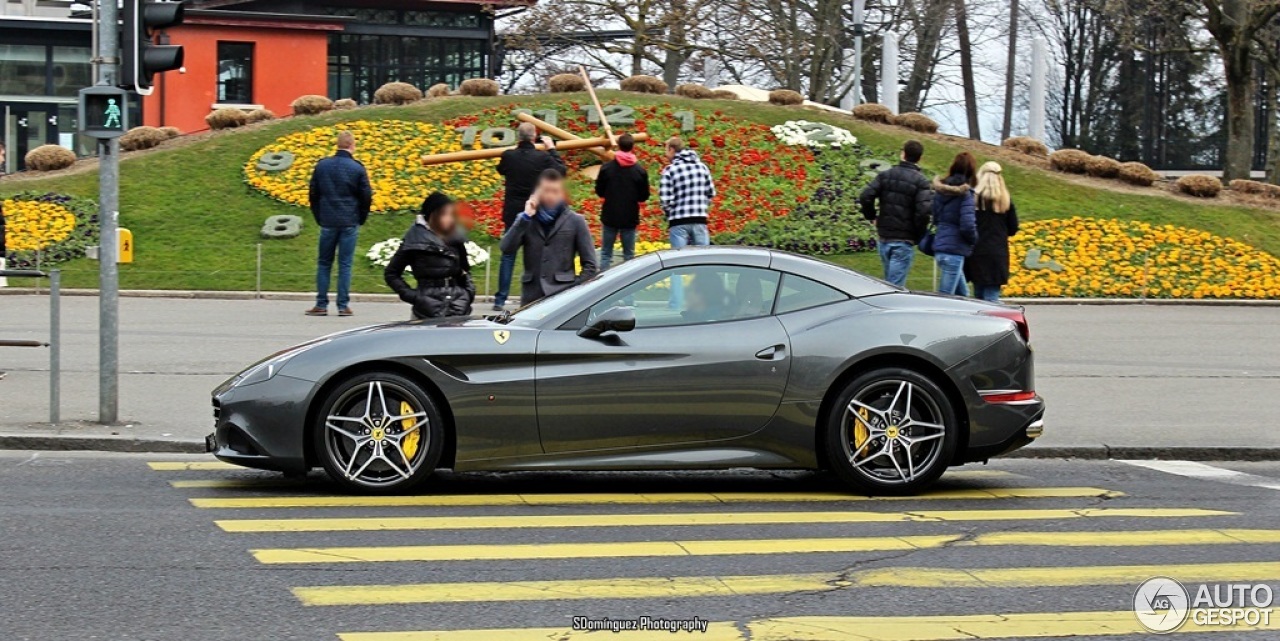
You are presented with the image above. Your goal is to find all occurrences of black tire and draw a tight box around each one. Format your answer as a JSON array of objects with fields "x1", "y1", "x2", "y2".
[
  {"x1": 311, "y1": 371, "x2": 444, "y2": 493},
  {"x1": 824, "y1": 367, "x2": 959, "y2": 495}
]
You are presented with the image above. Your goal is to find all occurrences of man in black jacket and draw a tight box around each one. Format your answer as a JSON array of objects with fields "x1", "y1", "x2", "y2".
[
  {"x1": 500, "y1": 169, "x2": 598, "y2": 306},
  {"x1": 493, "y1": 122, "x2": 566, "y2": 309},
  {"x1": 306, "y1": 131, "x2": 372, "y2": 316},
  {"x1": 594, "y1": 133, "x2": 650, "y2": 269},
  {"x1": 858, "y1": 140, "x2": 933, "y2": 287}
]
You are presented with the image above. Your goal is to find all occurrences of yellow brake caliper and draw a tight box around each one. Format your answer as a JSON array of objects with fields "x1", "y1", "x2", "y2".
[
  {"x1": 852, "y1": 407, "x2": 870, "y2": 457},
  {"x1": 400, "y1": 401, "x2": 421, "y2": 459}
]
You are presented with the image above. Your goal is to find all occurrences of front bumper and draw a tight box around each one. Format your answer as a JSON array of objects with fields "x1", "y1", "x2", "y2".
[{"x1": 207, "y1": 374, "x2": 315, "y2": 474}]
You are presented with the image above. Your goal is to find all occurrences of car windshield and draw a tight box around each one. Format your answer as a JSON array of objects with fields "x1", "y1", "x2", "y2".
[{"x1": 503, "y1": 257, "x2": 656, "y2": 327}]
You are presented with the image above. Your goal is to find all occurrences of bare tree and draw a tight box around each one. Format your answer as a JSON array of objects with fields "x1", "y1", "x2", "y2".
[
  {"x1": 955, "y1": 0, "x2": 981, "y2": 138},
  {"x1": 1199, "y1": 0, "x2": 1280, "y2": 181},
  {"x1": 1000, "y1": 0, "x2": 1019, "y2": 140}
]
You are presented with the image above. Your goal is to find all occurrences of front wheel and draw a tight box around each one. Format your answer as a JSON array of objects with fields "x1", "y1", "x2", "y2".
[
  {"x1": 312, "y1": 372, "x2": 444, "y2": 493},
  {"x1": 824, "y1": 367, "x2": 959, "y2": 495}
]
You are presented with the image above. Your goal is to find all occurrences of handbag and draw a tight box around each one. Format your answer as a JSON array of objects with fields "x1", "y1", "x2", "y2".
[{"x1": 918, "y1": 229, "x2": 936, "y2": 257}]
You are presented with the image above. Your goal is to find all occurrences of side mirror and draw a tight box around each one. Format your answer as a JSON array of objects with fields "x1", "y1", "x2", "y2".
[{"x1": 577, "y1": 306, "x2": 636, "y2": 339}]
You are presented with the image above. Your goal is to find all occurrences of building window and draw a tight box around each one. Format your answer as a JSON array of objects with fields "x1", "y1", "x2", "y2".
[
  {"x1": 327, "y1": 35, "x2": 487, "y2": 103},
  {"x1": 216, "y1": 42, "x2": 254, "y2": 104}
]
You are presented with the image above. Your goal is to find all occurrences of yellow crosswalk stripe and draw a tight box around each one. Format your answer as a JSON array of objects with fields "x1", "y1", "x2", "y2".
[
  {"x1": 169, "y1": 479, "x2": 311, "y2": 489},
  {"x1": 219, "y1": 507, "x2": 1226, "y2": 533},
  {"x1": 296, "y1": 560, "x2": 1280, "y2": 606},
  {"x1": 188, "y1": 486, "x2": 1121, "y2": 509},
  {"x1": 337, "y1": 609, "x2": 1280, "y2": 641},
  {"x1": 294, "y1": 560, "x2": 1280, "y2": 606},
  {"x1": 251, "y1": 527, "x2": 1280, "y2": 564},
  {"x1": 147, "y1": 461, "x2": 239, "y2": 471}
]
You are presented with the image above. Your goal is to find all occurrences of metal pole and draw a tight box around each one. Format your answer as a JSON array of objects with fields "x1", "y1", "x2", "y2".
[
  {"x1": 1029, "y1": 37, "x2": 1047, "y2": 140},
  {"x1": 49, "y1": 269, "x2": 60, "y2": 424},
  {"x1": 851, "y1": 0, "x2": 865, "y2": 107},
  {"x1": 255, "y1": 242, "x2": 263, "y2": 299},
  {"x1": 484, "y1": 246, "x2": 492, "y2": 297},
  {"x1": 97, "y1": 0, "x2": 121, "y2": 424},
  {"x1": 881, "y1": 32, "x2": 899, "y2": 114}
]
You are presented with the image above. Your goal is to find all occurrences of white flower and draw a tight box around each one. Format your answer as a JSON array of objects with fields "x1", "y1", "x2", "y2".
[
  {"x1": 772, "y1": 120, "x2": 857, "y2": 149},
  {"x1": 464, "y1": 240, "x2": 489, "y2": 267},
  {"x1": 366, "y1": 238, "x2": 402, "y2": 267}
]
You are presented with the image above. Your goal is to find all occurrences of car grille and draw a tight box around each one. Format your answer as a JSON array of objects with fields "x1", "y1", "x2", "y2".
[{"x1": 212, "y1": 398, "x2": 221, "y2": 426}]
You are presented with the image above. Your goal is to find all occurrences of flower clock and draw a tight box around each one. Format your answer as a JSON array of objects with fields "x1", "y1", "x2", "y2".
[
  {"x1": 1004, "y1": 217, "x2": 1280, "y2": 299},
  {"x1": 2, "y1": 192, "x2": 99, "y2": 269}
]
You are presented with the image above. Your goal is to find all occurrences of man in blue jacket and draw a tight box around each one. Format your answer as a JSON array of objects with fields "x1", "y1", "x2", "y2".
[{"x1": 306, "y1": 131, "x2": 372, "y2": 317}]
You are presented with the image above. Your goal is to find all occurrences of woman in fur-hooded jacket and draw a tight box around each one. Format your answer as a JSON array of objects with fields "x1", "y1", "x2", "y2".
[{"x1": 931, "y1": 152, "x2": 979, "y2": 296}]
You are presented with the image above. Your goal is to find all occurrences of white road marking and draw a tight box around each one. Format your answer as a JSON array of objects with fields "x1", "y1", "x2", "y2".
[{"x1": 1120, "y1": 460, "x2": 1280, "y2": 491}]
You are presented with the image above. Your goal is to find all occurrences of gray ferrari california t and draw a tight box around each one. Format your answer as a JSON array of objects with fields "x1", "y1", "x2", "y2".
[{"x1": 209, "y1": 247, "x2": 1044, "y2": 494}]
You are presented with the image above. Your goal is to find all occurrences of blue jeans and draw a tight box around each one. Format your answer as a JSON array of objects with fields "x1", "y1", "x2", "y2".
[
  {"x1": 973, "y1": 284, "x2": 1002, "y2": 302},
  {"x1": 878, "y1": 240, "x2": 915, "y2": 288},
  {"x1": 668, "y1": 223, "x2": 710, "y2": 309},
  {"x1": 495, "y1": 250, "x2": 517, "y2": 307},
  {"x1": 601, "y1": 225, "x2": 637, "y2": 270},
  {"x1": 935, "y1": 253, "x2": 969, "y2": 297},
  {"x1": 316, "y1": 225, "x2": 358, "y2": 310}
]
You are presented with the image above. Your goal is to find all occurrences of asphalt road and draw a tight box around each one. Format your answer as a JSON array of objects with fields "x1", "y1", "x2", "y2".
[
  {"x1": 1, "y1": 452, "x2": 1279, "y2": 640},
  {"x1": 2, "y1": 296, "x2": 1279, "y2": 451}
]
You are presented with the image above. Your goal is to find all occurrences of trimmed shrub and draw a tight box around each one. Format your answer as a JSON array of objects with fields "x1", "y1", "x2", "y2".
[
  {"x1": 768, "y1": 89, "x2": 804, "y2": 106},
  {"x1": 620, "y1": 75, "x2": 668, "y2": 94},
  {"x1": 119, "y1": 126, "x2": 168, "y2": 151},
  {"x1": 1176, "y1": 174, "x2": 1223, "y2": 198},
  {"x1": 1048, "y1": 148, "x2": 1091, "y2": 174},
  {"x1": 548, "y1": 73, "x2": 587, "y2": 93},
  {"x1": 1001, "y1": 136, "x2": 1049, "y2": 158},
  {"x1": 158, "y1": 126, "x2": 181, "y2": 139},
  {"x1": 1084, "y1": 155, "x2": 1121, "y2": 178},
  {"x1": 711, "y1": 89, "x2": 739, "y2": 100},
  {"x1": 1229, "y1": 179, "x2": 1280, "y2": 198},
  {"x1": 24, "y1": 144, "x2": 76, "y2": 171},
  {"x1": 205, "y1": 107, "x2": 247, "y2": 130},
  {"x1": 676, "y1": 83, "x2": 714, "y2": 99},
  {"x1": 245, "y1": 108, "x2": 277, "y2": 124},
  {"x1": 333, "y1": 98, "x2": 358, "y2": 110},
  {"x1": 290, "y1": 94, "x2": 334, "y2": 116},
  {"x1": 1117, "y1": 161, "x2": 1160, "y2": 187},
  {"x1": 458, "y1": 78, "x2": 499, "y2": 96},
  {"x1": 893, "y1": 112, "x2": 939, "y2": 134},
  {"x1": 851, "y1": 103, "x2": 893, "y2": 124},
  {"x1": 373, "y1": 82, "x2": 422, "y2": 105},
  {"x1": 426, "y1": 83, "x2": 451, "y2": 98}
]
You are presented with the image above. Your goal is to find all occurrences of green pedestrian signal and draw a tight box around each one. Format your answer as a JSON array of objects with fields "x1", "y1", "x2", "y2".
[{"x1": 78, "y1": 86, "x2": 130, "y2": 139}]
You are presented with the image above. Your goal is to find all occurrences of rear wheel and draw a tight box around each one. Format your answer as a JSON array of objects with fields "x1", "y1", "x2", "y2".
[
  {"x1": 825, "y1": 367, "x2": 958, "y2": 495},
  {"x1": 312, "y1": 372, "x2": 443, "y2": 493}
]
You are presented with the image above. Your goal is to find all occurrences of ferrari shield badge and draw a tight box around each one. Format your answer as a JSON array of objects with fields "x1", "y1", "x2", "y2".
[{"x1": 493, "y1": 330, "x2": 510, "y2": 345}]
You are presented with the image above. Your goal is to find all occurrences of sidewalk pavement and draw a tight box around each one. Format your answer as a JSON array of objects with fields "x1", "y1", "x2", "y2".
[{"x1": 2, "y1": 295, "x2": 1278, "y2": 457}]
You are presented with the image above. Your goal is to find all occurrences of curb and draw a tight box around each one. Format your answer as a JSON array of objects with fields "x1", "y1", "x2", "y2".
[
  {"x1": 0, "y1": 433, "x2": 1274, "y2": 460},
  {"x1": 3, "y1": 287, "x2": 1279, "y2": 306},
  {"x1": 0, "y1": 433, "x2": 206, "y2": 454}
]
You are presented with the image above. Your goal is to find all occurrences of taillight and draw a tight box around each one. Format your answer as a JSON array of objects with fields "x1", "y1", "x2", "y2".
[
  {"x1": 980, "y1": 390, "x2": 1038, "y2": 404},
  {"x1": 981, "y1": 308, "x2": 1030, "y2": 342}
]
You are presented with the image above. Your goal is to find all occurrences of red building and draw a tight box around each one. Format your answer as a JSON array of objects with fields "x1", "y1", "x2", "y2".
[{"x1": 141, "y1": 0, "x2": 531, "y2": 133}]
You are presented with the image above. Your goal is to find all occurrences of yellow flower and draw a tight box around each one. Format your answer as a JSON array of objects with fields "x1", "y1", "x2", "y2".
[{"x1": 3, "y1": 199, "x2": 77, "y2": 251}]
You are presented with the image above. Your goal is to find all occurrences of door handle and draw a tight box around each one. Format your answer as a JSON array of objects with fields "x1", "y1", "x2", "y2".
[{"x1": 755, "y1": 344, "x2": 785, "y2": 360}]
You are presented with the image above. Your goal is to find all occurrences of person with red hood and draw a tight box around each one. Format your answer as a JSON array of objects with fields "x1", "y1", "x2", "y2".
[{"x1": 594, "y1": 133, "x2": 651, "y2": 269}]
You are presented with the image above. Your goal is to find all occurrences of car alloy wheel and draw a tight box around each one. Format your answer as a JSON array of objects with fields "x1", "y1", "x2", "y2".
[
  {"x1": 827, "y1": 368, "x2": 958, "y2": 494},
  {"x1": 316, "y1": 373, "x2": 441, "y2": 492}
]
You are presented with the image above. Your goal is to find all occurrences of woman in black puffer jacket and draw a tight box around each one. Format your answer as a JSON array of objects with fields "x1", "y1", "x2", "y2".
[{"x1": 384, "y1": 192, "x2": 476, "y2": 319}]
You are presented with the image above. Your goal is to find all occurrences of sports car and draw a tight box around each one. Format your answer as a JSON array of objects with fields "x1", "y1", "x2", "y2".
[{"x1": 209, "y1": 247, "x2": 1044, "y2": 494}]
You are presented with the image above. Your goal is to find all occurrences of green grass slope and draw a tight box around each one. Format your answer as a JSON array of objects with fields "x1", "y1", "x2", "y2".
[{"x1": 5, "y1": 90, "x2": 1278, "y2": 294}]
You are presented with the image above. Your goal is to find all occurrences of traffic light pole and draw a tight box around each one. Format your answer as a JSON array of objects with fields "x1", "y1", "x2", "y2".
[{"x1": 96, "y1": 0, "x2": 120, "y2": 424}]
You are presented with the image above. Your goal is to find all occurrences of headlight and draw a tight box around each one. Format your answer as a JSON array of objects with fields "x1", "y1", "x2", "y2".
[{"x1": 233, "y1": 339, "x2": 329, "y2": 387}]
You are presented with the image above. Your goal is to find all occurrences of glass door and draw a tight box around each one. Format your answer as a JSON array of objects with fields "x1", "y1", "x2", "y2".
[{"x1": 5, "y1": 103, "x2": 60, "y2": 172}]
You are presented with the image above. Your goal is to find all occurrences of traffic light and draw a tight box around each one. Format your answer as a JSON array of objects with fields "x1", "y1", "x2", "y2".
[{"x1": 121, "y1": 0, "x2": 185, "y2": 95}]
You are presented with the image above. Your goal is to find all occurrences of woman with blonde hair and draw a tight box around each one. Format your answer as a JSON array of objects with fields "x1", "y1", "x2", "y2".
[{"x1": 965, "y1": 161, "x2": 1019, "y2": 302}]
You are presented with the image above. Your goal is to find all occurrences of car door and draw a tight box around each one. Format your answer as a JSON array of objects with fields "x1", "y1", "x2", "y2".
[{"x1": 534, "y1": 264, "x2": 791, "y2": 454}]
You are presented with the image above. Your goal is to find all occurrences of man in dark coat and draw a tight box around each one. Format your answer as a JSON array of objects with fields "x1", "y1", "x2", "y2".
[
  {"x1": 594, "y1": 133, "x2": 650, "y2": 269},
  {"x1": 306, "y1": 130, "x2": 372, "y2": 317},
  {"x1": 858, "y1": 140, "x2": 933, "y2": 287},
  {"x1": 499, "y1": 169, "x2": 598, "y2": 306},
  {"x1": 493, "y1": 122, "x2": 566, "y2": 309}
]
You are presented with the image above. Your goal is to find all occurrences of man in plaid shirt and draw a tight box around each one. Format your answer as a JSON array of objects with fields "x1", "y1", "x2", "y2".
[{"x1": 659, "y1": 136, "x2": 716, "y2": 308}]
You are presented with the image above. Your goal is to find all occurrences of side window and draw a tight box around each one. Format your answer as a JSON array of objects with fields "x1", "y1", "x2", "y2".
[
  {"x1": 774, "y1": 274, "x2": 848, "y2": 314},
  {"x1": 588, "y1": 266, "x2": 780, "y2": 329}
]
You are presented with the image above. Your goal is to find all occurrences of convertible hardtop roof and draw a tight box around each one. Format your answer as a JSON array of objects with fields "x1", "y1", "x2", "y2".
[{"x1": 651, "y1": 245, "x2": 899, "y2": 298}]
